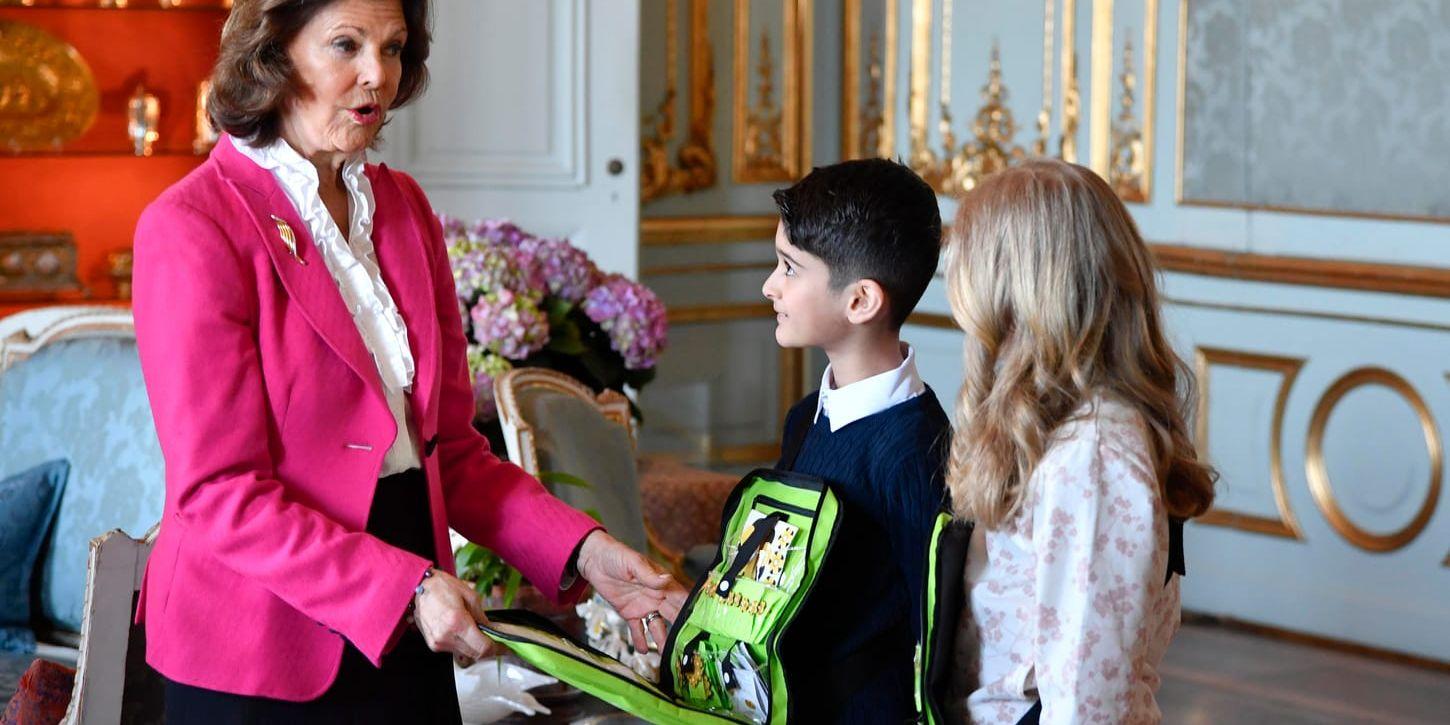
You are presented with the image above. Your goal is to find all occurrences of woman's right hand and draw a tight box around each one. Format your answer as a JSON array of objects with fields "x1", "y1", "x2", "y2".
[{"x1": 412, "y1": 568, "x2": 495, "y2": 665}]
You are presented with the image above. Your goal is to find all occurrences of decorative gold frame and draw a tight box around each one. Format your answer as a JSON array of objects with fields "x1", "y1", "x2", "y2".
[
  {"x1": 1172, "y1": 0, "x2": 1450, "y2": 224},
  {"x1": 1305, "y1": 367, "x2": 1442, "y2": 553},
  {"x1": 1152, "y1": 243, "x2": 1450, "y2": 300},
  {"x1": 1193, "y1": 346, "x2": 1306, "y2": 540},
  {"x1": 841, "y1": 0, "x2": 898, "y2": 160},
  {"x1": 640, "y1": 214, "x2": 779, "y2": 246},
  {"x1": 1059, "y1": 0, "x2": 1080, "y2": 162},
  {"x1": 1102, "y1": 0, "x2": 1158, "y2": 202},
  {"x1": 732, "y1": 0, "x2": 812, "y2": 183},
  {"x1": 1087, "y1": 0, "x2": 1113, "y2": 175},
  {"x1": 641, "y1": 0, "x2": 717, "y2": 203}
]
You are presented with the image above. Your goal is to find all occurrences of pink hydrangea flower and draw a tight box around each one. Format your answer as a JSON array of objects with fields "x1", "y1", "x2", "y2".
[
  {"x1": 582, "y1": 274, "x2": 669, "y2": 370},
  {"x1": 469, "y1": 289, "x2": 550, "y2": 360}
]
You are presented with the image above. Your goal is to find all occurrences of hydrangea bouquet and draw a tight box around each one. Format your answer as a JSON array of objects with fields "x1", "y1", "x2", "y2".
[{"x1": 443, "y1": 216, "x2": 668, "y2": 422}]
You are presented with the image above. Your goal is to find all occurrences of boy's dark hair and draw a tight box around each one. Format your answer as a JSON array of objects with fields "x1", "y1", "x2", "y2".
[{"x1": 772, "y1": 158, "x2": 942, "y2": 329}]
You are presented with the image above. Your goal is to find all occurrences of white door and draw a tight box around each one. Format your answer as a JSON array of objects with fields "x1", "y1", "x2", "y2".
[{"x1": 377, "y1": 0, "x2": 641, "y2": 277}]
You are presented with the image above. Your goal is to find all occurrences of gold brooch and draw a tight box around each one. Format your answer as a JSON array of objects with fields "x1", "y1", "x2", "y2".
[{"x1": 269, "y1": 215, "x2": 306, "y2": 265}]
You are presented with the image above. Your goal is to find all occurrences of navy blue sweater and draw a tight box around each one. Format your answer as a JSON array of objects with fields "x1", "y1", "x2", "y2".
[{"x1": 776, "y1": 386, "x2": 950, "y2": 723}]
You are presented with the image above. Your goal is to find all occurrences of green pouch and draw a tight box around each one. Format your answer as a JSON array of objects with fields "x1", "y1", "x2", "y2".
[{"x1": 480, "y1": 468, "x2": 842, "y2": 724}]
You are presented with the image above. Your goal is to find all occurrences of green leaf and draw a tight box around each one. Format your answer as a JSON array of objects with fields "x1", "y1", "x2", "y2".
[
  {"x1": 547, "y1": 297, "x2": 575, "y2": 325},
  {"x1": 546, "y1": 320, "x2": 588, "y2": 355},
  {"x1": 540, "y1": 470, "x2": 591, "y2": 489},
  {"x1": 583, "y1": 508, "x2": 603, "y2": 524},
  {"x1": 501, "y1": 568, "x2": 523, "y2": 608}
]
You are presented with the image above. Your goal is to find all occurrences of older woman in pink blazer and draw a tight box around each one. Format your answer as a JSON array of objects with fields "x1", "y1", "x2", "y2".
[{"x1": 132, "y1": 0, "x2": 683, "y2": 721}]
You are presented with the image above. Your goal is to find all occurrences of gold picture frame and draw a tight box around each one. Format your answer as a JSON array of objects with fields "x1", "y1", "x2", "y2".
[{"x1": 732, "y1": 0, "x2": 812, "y2": 184}]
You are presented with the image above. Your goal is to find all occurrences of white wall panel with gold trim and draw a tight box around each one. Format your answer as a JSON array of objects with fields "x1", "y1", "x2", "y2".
[{"x1": 1163, "y1": 272, "x2": 1450, "y2": 661}]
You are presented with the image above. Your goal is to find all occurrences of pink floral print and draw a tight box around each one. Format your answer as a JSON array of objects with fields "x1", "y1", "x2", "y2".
[{"x1": 951, "y1": 396, "x2": 1180, "y2": 724}]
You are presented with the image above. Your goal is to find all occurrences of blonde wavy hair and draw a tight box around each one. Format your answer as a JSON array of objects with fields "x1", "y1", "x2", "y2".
[{"x1": 944, "y1": 159, "x2": 1215, "y2": 528}]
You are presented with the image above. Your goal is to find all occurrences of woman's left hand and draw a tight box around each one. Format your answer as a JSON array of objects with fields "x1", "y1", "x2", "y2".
[{"x1": 575, "y1": 530, "x2": 688, "y2": 652}]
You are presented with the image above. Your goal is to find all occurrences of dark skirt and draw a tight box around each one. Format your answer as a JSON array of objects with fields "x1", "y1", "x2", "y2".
[{"x1": 164, "y1": 468, "x2": 461, "y2": 724}]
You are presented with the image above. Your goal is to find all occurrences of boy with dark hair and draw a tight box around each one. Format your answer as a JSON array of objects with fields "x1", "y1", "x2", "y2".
[{"x1": 762, "y1": 158, "x2": 949, "y2": 722}]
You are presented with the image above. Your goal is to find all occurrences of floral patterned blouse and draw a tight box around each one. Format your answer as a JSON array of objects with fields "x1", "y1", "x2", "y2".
[{"x1": 951, "y1": 395, "x2": 1179, "y2": 724}]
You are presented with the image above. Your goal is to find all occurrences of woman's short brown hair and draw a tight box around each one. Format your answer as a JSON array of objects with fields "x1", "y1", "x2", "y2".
[{"x1": 207, "y1": 0, "x2": 431, "y2": 145}]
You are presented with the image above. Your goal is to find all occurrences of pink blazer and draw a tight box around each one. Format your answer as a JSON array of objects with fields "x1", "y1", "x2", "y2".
[{"x1": 131, "y1": 136, "x2": 599, "y2": 701}]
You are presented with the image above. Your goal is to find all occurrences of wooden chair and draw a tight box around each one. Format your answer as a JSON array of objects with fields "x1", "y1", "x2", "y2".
[{"x1": 493, "y1": 368, "x2": 685, "y2": 579}]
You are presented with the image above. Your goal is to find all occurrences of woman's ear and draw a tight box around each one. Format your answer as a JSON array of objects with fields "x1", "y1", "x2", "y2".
[{"x1": 845, "y1": 278, "x2": 889, "y2": 326}]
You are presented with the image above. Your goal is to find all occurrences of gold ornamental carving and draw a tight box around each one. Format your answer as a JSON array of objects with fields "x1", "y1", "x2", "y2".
[
  {"x1": 0, "y1": 20, "x2": 98, "y2": 152},
  {"x1": 842, "y1": 0, "x2": 897, "y2": 160},
  {"x1": 1194, "y1": 346, "x2": 1306, "y2": 540},
  {"x1": 1108, "y1": 36, "x2": 1146, "y2": 201},
  {"x1": 739, "y1": 29, "x2": 786, "y2": 179},
  {"x1": 1306, "y1": 367, "x2": 1442, "y2": 553},
  {"x1": 906, "y1": 0, "x2": 1077, "y2": 196},
  {"x1": 641, "y1": 0, "x2": 717, "y2": 203},
  {"x1": 732, "y1": 0, "x2": 811, "y2": 184}
]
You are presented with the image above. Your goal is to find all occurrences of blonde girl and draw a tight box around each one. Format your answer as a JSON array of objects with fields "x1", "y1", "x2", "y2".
[{"x1": 944, "y1": 159, "x2": 1215, "y2": 724}]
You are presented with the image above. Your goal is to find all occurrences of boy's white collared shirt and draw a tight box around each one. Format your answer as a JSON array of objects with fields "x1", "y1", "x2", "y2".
[{"x1": 814, "y1": 343, "x2": 925, "y2": 431}]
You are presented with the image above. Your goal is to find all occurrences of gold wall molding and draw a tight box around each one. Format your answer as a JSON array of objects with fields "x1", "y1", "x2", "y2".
[
  {"x1": 1087, "y1": 0, "x2": 1113, "y2": 176},
  {"x1": 779, "y1": 345, "x2": 803, "y2": 427},
  {"x1": 1150, "y1": 243, "x2": 1450, "y2": 299},
  {"x1": 733, "y1": 0, "x2": 812, "y2": 183},
  {"x1": 1194, "y1": 346, "x2": 1306, "y2": 540},
  {"x1": 1107, "y1": 0, "x2": 1157, "y2": 202},
  {"x1": 905, "y1": 311, "x2": 958, "y2": 330},
  {"x1": 667, "y1": 302, "x2": 775, "y2": 324},
  {"x1": 907, "y1": 2, "x2": 1030, "y2": 195},
  {"x1": 642, "y1": 260, "x2": 776, "y2": 277},
  {"x1": 1305, "y1": 367, "x2": 1442, "y2": 553},
  {"x1": 711, "y1": 442, "x2": 784, "y2": 465},
  {"x1": 641, "y1": 215, "x2": 778, "y2": 246},
  {"x1": 641, "y1": 0, "x2": 717, "y2": 203},
  {"x1": 841, "y1": 0, "x2": 899, "y2": 160},
  {"x1": 1060, "y1": 0, "x2": 1079, "y2": 162}
]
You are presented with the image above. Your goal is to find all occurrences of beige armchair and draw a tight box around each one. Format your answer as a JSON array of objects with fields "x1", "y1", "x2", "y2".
[{"x1": 492, "y1": 368, "x2": 684, "y2": 579}]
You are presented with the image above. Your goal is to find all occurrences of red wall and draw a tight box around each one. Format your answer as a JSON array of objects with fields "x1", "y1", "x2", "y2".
[{"x1": 0, "y1": 8, "x2": 226, "y2": 314}]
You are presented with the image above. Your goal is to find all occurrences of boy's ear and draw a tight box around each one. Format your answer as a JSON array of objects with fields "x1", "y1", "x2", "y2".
[{"x1": 844, "y1": 278, "x2": 889, "y2": 326}]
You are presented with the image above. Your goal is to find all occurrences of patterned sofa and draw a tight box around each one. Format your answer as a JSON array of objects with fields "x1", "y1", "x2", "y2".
[{"x1": 0, "y1": 306, "x2": 164, "y2": 708}]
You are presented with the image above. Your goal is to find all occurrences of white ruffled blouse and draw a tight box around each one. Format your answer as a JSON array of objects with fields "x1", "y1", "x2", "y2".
[
  {"x1": 234, "y1": 136, "x2": 421, "y2": 477},
  {"x1": 952, "y1": 395, "x2": 1180, "y2": 724}
]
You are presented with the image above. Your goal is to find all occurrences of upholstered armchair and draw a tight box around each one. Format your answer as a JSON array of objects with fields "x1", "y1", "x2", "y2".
[
  {"x1": 491, "y1": 368, "x2": 744, "y2": 586},
  {"x1": 0, "y1": 305, "x2": 165, "y2": 722},
  {"x1": 493, "y1": 368, "x2": 687, "y2": 577}
]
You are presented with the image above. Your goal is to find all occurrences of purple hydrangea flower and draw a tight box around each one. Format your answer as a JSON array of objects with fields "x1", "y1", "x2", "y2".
[
  {"x1": 582, "y1": 274, "x2": 669, "y2": 370},
  {"x1": 438, "y1": 213, "x2": 467, "y2": 238},
  {"x1": 518, "y1": 236, "x2": 600, "y2": 303},
  {"x1": 469, "y1": 288, "x2": 550, "y2": 360},
  {"x1": 449, "y1": 242, "x2": 535, "y2": 305}
]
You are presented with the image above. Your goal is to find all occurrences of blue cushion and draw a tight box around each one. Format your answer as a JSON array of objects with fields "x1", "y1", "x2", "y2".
[
  {"x1": 0, "y1": 337, "x2": 164, "y2": 632},
  {"x1": 0, "y1": 460, "x2": 68, "y2": 653}
]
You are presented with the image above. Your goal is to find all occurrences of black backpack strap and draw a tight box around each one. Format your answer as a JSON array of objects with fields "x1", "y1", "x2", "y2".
[
  {"x1": 1166, "y1": 516, "x2": 1186, "y2": 586},
  {"x1": 715, "y1": 512, "x2": 788, "y2": 597},
  {"x1": 778, "y1": 394, "x2": 815, "y2": 471}
]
